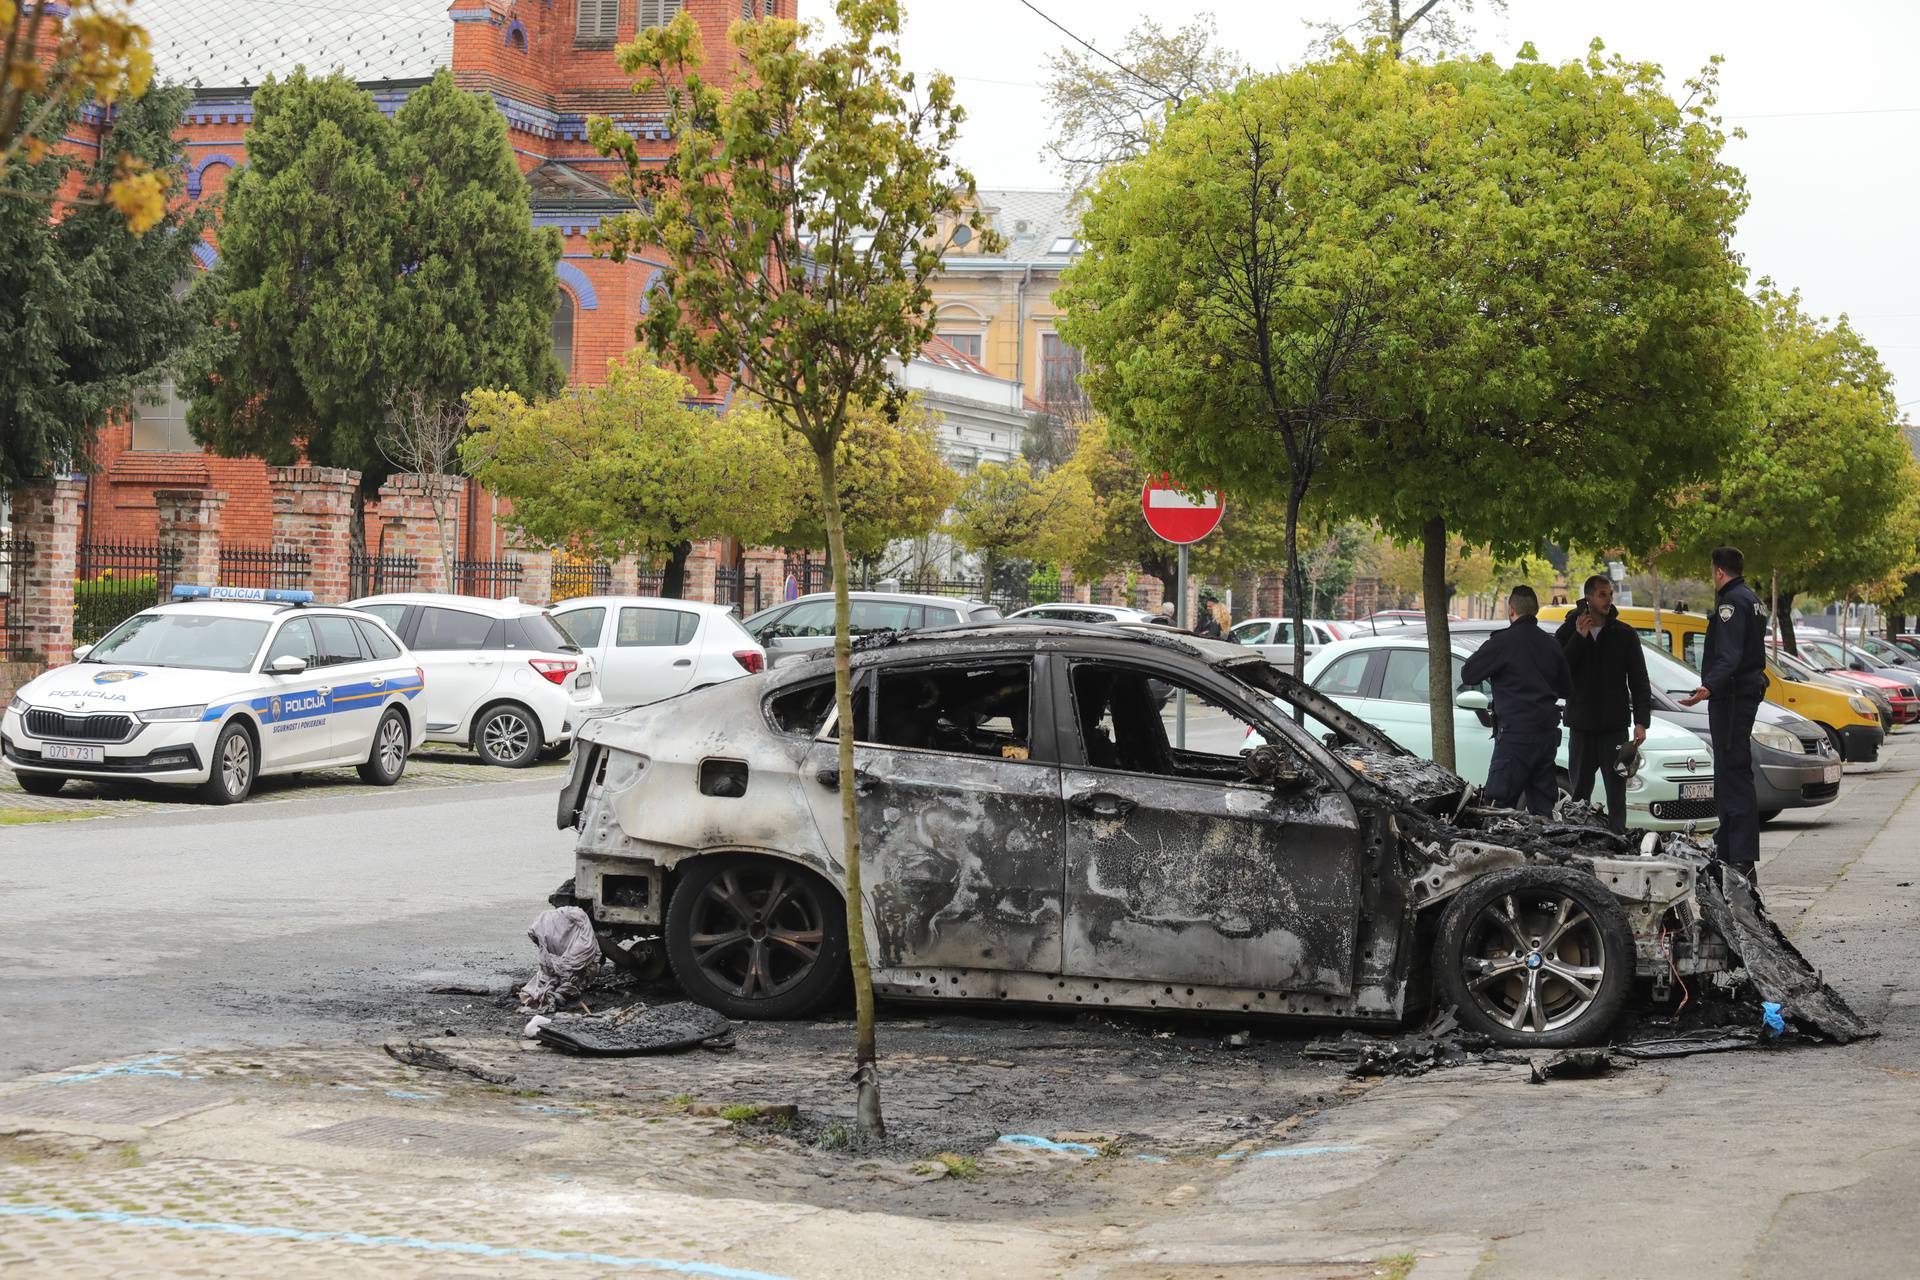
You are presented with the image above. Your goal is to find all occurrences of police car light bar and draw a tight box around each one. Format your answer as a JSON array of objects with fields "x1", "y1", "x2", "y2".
[{"x1": 171, "y1": 585, "x2": 315, "y2": 605}]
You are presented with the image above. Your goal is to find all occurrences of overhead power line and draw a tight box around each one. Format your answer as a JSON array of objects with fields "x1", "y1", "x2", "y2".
[{"x1": 1014, "y1": 0, "x2": 1174, "y2": 100}]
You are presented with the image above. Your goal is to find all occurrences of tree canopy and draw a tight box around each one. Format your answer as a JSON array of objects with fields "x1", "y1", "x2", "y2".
[
  {"x1": 768, "y1": 395, "x2": 960, "y2": 559},
  {"x1": 0, "y1": 80, "x2": 205, "y2": 487},
  {"x1": 188, "y1": 69, "x2": 560, "y2": 496}
]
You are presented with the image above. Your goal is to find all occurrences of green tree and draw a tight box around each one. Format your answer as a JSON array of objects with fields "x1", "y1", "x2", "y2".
[
  {"x1": 462, "y1": 360, "x2": 797, "y2": 595},
  {"x1": 590, "y1": 0, "x2": 990, "y2": 1139},
  {"x1": 945, "y1": 458, "x2": 1094, "y2": 591},
  {"x1": 1662, "y1": 288, "x2": 1914, "y2": 652},
  {"x1": 769, "y1": 395, "x2": 959, "y2": 559},
  {"x1": 188, "y1": 69, "x2": 559, "y2": 541},
  {"x1": 1330, "y1": 49, "x2": 1755, "y2": 768},
  {"x1": 0, "y1": 80, "x2": 205, "y2": 487}
]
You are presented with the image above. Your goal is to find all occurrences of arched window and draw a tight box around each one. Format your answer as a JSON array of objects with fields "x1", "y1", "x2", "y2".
[{"x1": 552, "y1": 289, "x2": 576, "y2": 381}]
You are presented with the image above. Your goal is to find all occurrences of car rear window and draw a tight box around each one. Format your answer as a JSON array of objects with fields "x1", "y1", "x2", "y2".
[
  {"x1": 313, "y1": 615, "x2": 368, "y2": 666},
  {"x1": 851, "y1": 600, "x2": 921, "y2": 633},
  {"x1": 413, "y1": 607, "x2": 496, "y2": 651},
  {"x1": 556, "y1": 607, "x2": 606, "y2": 648},
  {"x1": 1314, "y1": 652, "x2": 1371, "y2": 697},
  {"x1": 357, "y1": 603, "x2": 408, "y2": 630},
  {"x1": 354, "y1": 619, "x2": 402, "y2": 660},
  {"x1": 507, "y1": 613, "x2": 580, "y2": 652},
  {"x1": 966, "y1": 605, "x2": 1002, "y2": 622},
  {"x1": 768, "y1": 679, "x2": 836, "y2": 735}
]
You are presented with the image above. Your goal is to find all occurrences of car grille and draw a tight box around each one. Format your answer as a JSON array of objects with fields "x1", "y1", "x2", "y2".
[
  {"x1": 1650, "y1": 798, "x2": 1718, "y2": 821},
  {"x1": 1801, "y1": 738, "x2": 1825, "y2": 755},
  {"x1": 1801, "y1": 782, "x2": 1840, "y2": 801},
  {"x1": 24, "y1": 709, "x2": 135, "y2": 741}
]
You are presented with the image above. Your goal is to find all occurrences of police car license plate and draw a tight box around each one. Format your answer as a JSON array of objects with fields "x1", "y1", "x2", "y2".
[
  {"x1": 43, "y1": 743, "x2": 104, "y2": 763},
  {"x1": 1679, "y1": 782, "x2": 1713, "y2": 801},
  {"x1": 1824, "y1": 764, "x2": 1842, "y2": 784}
]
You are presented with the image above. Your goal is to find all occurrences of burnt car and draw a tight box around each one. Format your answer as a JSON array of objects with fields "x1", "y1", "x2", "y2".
[{"x1": 556, "y1": 624, "x2": 1865, "y2": 1049}]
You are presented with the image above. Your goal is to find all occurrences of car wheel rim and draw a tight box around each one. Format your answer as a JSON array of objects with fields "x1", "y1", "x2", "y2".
[
  {"x1": 483, "y1": 713, "x2": 531, "y2": 762},
  {"x1": 379, "y1": 719, "x2": 405, "y2": 773},
  {"x1": 689, "y1": 866, "x2": 825, "y2": 1001},
  {"x1": 221, "y1": 734, "x2": 251, "y2": 795},
  {"x1": 1460, "y1": 891, "x2": 1606, "y2": 1034}
]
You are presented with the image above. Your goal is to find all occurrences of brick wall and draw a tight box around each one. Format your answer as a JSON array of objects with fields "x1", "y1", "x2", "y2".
[
  {"x1": 270, "y1": 466, "x2": 359, "y2": 603},
  {"x1": 375, "y1": 473, "x2": 464, "y2": 594}
]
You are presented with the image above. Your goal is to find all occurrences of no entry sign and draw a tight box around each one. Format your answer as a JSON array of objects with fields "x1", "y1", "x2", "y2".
[{"x1": 1141, "y1": 476, "x2": 1225, "y2": 544}]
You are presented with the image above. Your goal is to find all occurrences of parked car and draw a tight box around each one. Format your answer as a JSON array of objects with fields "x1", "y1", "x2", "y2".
[
  {"x1": 1225, "y1": 617, "x2": 1346, "y2": 669},
  {"x1": 550, "y1": 597, "x2": 764, "y2": 709},
  {"x1": 1893, "y1": 634, "x2": 1920, "y2": 661},
  {"x1": 1357, "y1": 610, "x2": 1460, "y2": 630},
  {"x1": 555, "y1": 621, "x2": 1856, "y2": 1049},
  {"x1": 3, "y1": 585, "x2": 424, "y2": 803},
  {"x1": 1004, "y1": 603, "x2": 1159, "y2": 626},
  {"x1": 1540, "y1": 605, "x2": 1884, "y2": 760},
  {"x1": 742, "y1": 591, "x2": 1001, "y2": 667},
  {"x1": 1301, "y1": 628, "x2": 1717, "y2": 831},
  {"x1": 1766, "y1": 645, "x2": 1894, "y2": 748},
  {"x1": 346, "y1": 592, "x2": 600, "y2": 766},
  {"x1": 1844, "y1": 633, "x2": 1920, "y2": 671},
  {"x1": 1795, "y1": 634, "x2": 1920, "y2": 720},
  {"x1": 1773, "y1": 643, "x2": 1910, "y2": 729}
]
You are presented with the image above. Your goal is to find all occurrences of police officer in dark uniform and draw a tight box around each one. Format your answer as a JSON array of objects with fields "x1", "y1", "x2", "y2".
[
  {"x1": 1679, "y1": 546, "x2": 1770, "y2": 878},
  {"x1": 1460, "y1": 585, "x2": 1573, "y2": 816}
]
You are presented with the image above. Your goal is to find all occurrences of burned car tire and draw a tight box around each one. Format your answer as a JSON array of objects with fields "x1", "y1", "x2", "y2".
[
  {"x1": 665, "y1": 856, "x2": 848, "y2": 1020},
  {"x1": 1434, "y1": 866, "x2": 1634, "y2": 1049}
]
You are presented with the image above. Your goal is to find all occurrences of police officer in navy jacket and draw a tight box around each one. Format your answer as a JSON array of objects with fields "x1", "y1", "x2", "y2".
[{"x1": 1679, "y1": 546, "x2": 1770, "y2": 878}]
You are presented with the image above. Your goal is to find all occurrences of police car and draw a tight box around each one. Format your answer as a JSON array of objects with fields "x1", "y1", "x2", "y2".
[{"x1": 2, "y1": 586, "x2": 426, "y2": 804}]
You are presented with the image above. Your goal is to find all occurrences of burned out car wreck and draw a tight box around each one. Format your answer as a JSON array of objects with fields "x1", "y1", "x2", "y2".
[{"x1": 555, "y1": 624, "x2": 1868, "y2": 1049}]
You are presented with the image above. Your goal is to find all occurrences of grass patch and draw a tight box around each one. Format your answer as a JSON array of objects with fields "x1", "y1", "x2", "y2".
[
  {"x1": 669, "y1": 1094, "x2": 695, "y2": 1108},
  {"x1": 0, "y1": 807, "x2": 94, "y2": 825},
  {"x1": 819, "y1": 1123, "x2": 853, "y2": 1151},
  {"x1": 718, "y1": 1104, "x2": 759, "y2": 1123},
  {"x1": 1376, "y1": 1251, "x2": 1418, "y2": 1280}
]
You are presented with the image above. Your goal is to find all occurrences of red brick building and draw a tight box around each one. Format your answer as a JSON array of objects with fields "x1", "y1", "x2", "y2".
[{"x1": 67, "y1": 0, "x2": 788, "y2": 556}]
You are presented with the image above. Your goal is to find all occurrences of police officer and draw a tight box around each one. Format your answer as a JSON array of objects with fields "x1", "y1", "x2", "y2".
[
  {"x1": 1679, "y1": 546, "x2": 1769, "y2": 879},
  {"x1": 1461, "y1": 584, "x2": 1573, "y2": 816}
]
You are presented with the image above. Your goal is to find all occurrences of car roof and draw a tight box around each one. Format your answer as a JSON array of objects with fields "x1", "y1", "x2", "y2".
[
  {"x1": 345, "y1": 592, "x2": 544, "y2": 618},
  {"x1": 145, "y1": 599, "x2": 364, "y2": 622},
  {"x1": 777, "y1": 591, "x2": 991, "y2": 610},
  {"x1": 765, "y1": 618, "x2": 1258, "y2": 685},
  {"x1": 551, "y1": 596, "x2": 737, "y2": 615},
  {"x1": 1010, "y1": 603, "x2": 1144, "y2": 615}
]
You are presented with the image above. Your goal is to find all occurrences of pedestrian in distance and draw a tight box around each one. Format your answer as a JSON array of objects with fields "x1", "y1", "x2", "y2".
[
  {"x1": 1460, "y1": 585, "x2": 1573, "y2": 817},
  {"x1": 1678, "y1": 546, "x2": 1770, "y2": 880},
  {"x1": 1555, "y1": 573, "x2": 1652, "y2": 833},
  {"x1": 1194, "y1": 590, "x2": 1225, "y2": 640}
]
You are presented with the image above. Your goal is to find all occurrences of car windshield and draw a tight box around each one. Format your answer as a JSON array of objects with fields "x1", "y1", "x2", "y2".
[
  {"x1": 1856, "y1": 636, "x2": 1904, "y2": 662},
  {"x1": 85, "y1": 612, "x2": 271, "y2": 672},
  {"x1": 1771, "y1": 647, "x2": 1824, "y2": 680},
  {"x1": 1640, "y1": 641, "x2": 1705, "y2": 699}
]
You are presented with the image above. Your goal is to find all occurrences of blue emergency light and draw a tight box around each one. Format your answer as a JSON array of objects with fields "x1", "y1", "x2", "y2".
[{"x1": 171, "y1": 584, "x2": 315, "y2": 605}]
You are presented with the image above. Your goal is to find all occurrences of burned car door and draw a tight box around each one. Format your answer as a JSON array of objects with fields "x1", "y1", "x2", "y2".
[
  {"x1": 1056, "y1": 658, "x2": 1364, "y2": 995},
  {"x1": 803, "y1": 656, "x2": 1065, "y2": 974}
]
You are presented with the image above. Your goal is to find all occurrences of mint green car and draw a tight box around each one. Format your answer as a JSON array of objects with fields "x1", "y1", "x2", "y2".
[{"x1": 1299, "y1": 630, "x2": 1718, "y2": 832}]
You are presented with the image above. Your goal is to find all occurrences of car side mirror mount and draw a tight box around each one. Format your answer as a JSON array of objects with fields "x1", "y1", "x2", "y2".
[
  {"x1": 71, "y1": 644, "x2": 93, "y2": 662},
  {"x1": 1454, "y1": 689, "x2": 1490, "y2": 711},
  {"x1": 269, "y1": 655, "x2": 308, "y2": 676},
  {"x1": 1245, "y1": 742, "x2": 1311, "y2": 791}
]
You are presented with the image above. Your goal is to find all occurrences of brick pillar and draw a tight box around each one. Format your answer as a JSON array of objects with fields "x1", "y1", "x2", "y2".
[
  {"x1": 509, "y1": 540, "x2": 553, "y2": 607},
  {"x1": 8, "y1": 478, "x2": 83, "y2": 666},
  {"x1": 154, "y1": 488, "x2": 226, "y2": 590},
  {"x1": 376, "y1": 473, "x2": 463, "y2": 595},
  {"x1": 742, "y1": 547, "x2": 785, "y2": 612},
  {"x1": 270, "y1": 466, "x2": 359, "y2": 603},
  {"x1": 608, "y1": 554, "x2": 641, "y2": 596},
  {"x1": 684, "y1": 539, "x2": 721, "y2": 603}
]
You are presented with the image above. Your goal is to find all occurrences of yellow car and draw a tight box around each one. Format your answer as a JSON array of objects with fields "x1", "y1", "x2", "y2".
[{"x1": 1539, "y1": 605, "x2": 1883, "y2": 762}]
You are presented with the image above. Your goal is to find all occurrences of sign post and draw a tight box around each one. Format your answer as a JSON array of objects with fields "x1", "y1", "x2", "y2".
[{"x1": 1141, "y1": 477, "x2": 1225, "y2": 748}]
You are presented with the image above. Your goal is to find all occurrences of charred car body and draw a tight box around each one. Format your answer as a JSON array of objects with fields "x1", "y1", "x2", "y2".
[{"x1": 556, "y1": 624, "x2": 1866, "y2": 1049}]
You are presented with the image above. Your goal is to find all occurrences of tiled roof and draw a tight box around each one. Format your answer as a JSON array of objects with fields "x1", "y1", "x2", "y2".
[
  {"x1": 138, "y1": 0, "x2": 453, "y2": 90},
  {"x1": 972, "y1": 188, "x2": 1081, "y2": 264},
  {"x1": 917, "y1": 334, "x2": 993, "y2": 377}
]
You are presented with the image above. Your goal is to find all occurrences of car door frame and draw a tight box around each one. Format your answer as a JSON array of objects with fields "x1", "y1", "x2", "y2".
[
  {"x1": 1048, "y1": 652, "x2": 1367, "y2": 997},
  {"x1": 801, "y1": 651, "x2": 1068, "y2": 977},
  {"x1": 400, "y1": 605, "x2": 506, "y2": 737},
  {"x1": 254, "y1": 616, "x2": 335, "y2": 768}
]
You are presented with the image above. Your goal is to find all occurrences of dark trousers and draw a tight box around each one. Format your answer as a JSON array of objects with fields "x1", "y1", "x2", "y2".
[
  {"x1": 1709, "y1": 695, "x2": 1762, "y2": 866},
  {"x1": 1567, "y1": 727, "x2": 1630, "y2": 833},
  {"x1": 1485, "y1": 729, "x2": 1561, "y2": 817}
]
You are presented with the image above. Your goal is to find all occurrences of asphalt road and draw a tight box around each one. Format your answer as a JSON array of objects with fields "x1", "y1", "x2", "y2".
[{"x1": 0, "y1": 776, "x2": 570, "y2": 1078}]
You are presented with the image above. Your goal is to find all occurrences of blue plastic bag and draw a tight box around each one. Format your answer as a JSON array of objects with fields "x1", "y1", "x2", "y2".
[{"x1": 1762, "y1": 1001, "x2": 1787, "y2": 1038}]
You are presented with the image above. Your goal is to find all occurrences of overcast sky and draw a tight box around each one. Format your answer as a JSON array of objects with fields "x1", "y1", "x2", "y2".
[{"x1": 893, "y1": 0, "x2": 1920, "y2": 414}]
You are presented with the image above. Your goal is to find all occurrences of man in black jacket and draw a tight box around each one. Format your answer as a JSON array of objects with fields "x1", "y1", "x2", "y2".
[
  {"x1": 1461, "y1": 585, "x2": 1573, "y2": 816},
  {"x1": 1556, "y1": 573, "x2": 1652, "y2": 832},
  {"x1": 1679, "y1": 546, "x2": 1770, "y2": 876}
]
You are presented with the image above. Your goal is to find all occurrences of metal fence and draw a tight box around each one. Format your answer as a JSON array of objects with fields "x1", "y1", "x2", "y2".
[
  {"x1": 219, "y1": 544, "x2": 311, "y2": 592},
  {"x1": 714, "y1": 566, "x2": 763, "y2": 615},
  {"x1": 551, "y1": 556, "x2": 610, "y2": 603},
  {"x1": 0, "y1": 535, "x2": 32, "y2": 659},
  {"x1": 636, "y1": 569, "x2": 665, "y2": 597},
  {"x1": 74, "y1": 540, "x2": 180, "y2": 644},
  {"x1": 455, "y1": 558, "x2": 524, "y2": 600},
  {"x1": 349, "y1": 551, "x2": 419, "y2": 599}
]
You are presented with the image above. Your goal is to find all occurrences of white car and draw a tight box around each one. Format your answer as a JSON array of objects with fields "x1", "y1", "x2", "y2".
[
  {"x1": 1004, "y1": 602, "x2": 1162, "y2": 626},
  {"x1": 549, "y1": 597, "x2": 765, "y2": 708},
  {"x1": 1298, "y1": 630, "x2": 1717, "y2": 831},
  {"x1": 346, "y1": 593, "x2": 600, "y2": 767},
  {"x1": 1227, "y1": 617, "x2": 1350, "y2": 668},
  {"x1": 2, "y1": 586, "x2": 425, "y2": 804}
]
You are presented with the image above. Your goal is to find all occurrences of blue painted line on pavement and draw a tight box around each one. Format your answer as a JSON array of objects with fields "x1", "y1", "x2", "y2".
[
  {"x1": 998, "y1": 1134, "x2": 1101, "y2": 1156},
  {"x1": 1218, "y1": 1144, "x2": 1360, "y2": 1161},
  {"x1": 0, "y1": 1204, "x2": 799, "y2": 1279}
]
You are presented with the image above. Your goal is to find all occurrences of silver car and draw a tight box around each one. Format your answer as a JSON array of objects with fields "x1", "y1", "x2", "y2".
[{"x1": 741, "y1": 591, "x2": 1001, "y2": 667}]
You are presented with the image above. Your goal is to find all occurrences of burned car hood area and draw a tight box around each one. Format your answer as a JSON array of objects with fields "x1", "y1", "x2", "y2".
[{"x1": 562, "y1": 622, "x2": 1870, "y2": 1049}]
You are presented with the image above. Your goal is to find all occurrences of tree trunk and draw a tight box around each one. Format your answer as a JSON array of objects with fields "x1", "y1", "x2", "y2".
[
  {"x1": 661, "y1": 540, "x2": 693, "y2": 600},
  {"x1": 812, "y1": 438, "x2": 883, "y2": 1142},
  {"x1": 1778, "y1": 590, "x2": 1800, "y2": 656},
  {"x1": 1422, "y1": 515, "x2": 1455, "y2": 771},
  {"x1": 1650, "y1": 559, "x2": 1663, "y2": 655},
  {"x1": 1284, "y1": 484, "x2": 1308, "y2": 722}
]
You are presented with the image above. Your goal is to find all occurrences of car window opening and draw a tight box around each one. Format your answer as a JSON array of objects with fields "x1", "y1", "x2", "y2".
[
  {"x1": 768, "y1": 679, "x2": 837, "y2": 735},
  {"x1": 870, "y1": 662, "x2": 1031, "y2": 760}
]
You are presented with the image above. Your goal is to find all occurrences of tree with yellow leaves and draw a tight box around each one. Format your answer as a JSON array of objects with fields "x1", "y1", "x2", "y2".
[{"x1": 1, "y1": 0, "x2": 163, "y2": 230}]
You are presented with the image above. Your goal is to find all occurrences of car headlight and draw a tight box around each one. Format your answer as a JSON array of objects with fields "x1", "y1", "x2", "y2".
[
  {"x1": 6, "y1": 694, "x2": 23, "y2": 714},
  {"x1": 136, "y1": 704, "x2": 207, "y2": 723},
  {"x1": 1751, "y1": 723, "x2": 1801, "y2": 753},
  {"x1": 1847, "y1": 695, "x2": 1876, "y2": 717}
]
